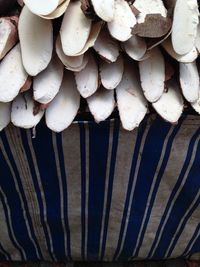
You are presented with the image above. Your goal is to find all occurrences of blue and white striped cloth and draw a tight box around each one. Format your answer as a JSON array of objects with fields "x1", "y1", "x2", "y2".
[{"x1": 0, "y1": 115, "x2": 199, "y2": 262}]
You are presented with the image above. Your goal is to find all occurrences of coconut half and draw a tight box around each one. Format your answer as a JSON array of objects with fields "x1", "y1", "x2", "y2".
[
  {"x1": 23, "y1": 0, "x2": 60, "y2": 16},
  {"x1": 46, "y1": 71, "x2": 80, "y2": 132},
  {"x1": 116, "y1": 63, "x2": 148, "y2": 131},
  {"x1": 56, "y1": 35, "x2": 89, "y2": 72},
  {"x1": 60, "y1": 1, "x2": 92, "y2": 56},
  {"x1": 19, "y1": 6, "x2": 53, "y2": 76},
  {"x1": 139, "y1": 47, "x2": 165, "y2": 103},
  {"x1": 100, "y1": 56, "x2": 124, "y2": 90},
  {"x1": 107, "y1": 0, "x2": 136, "y2": 41},
  {"x1": 11, "y1": 91, "x2": 44, "y2": 129},
  {"x1": 0, "y1": 17, "x2": 18, "y2": 60},
  {"x1": 75, "y1": 54, "x2": 98, "y2": 98},
  {"x1": 94, "y1": 29, "x2": 119, "y2": 62},
  {"x1": 0, "y1": 44, "x2": 28, "y2": 103},
  {"x1": 0, "y1": 102, "x2": 11, "y2": 131},
  {"x1": 87, "y1": 88, "x2": 115, "y2": 123},
  {"x1": 152, "y1": 80, "x2": 184, "y2": 123},
  {"x1": 33, "y1": 55, "x2": 64, "y2": 104},
  {"x1": 162, "y1": 38, "x2": 198, "y2": 63},
  {"x1": 172, "y1": 0, "x2": 199, "y2": 55},
  {"x1": 123, "y1": 34, "x2": 147, "y2": 61},
  {"x1": 179, "y1": 62, "x2": 199, "y2": 103},
  {"x1": 91, "y1": 0, "x2": 115, "y2": 22}
]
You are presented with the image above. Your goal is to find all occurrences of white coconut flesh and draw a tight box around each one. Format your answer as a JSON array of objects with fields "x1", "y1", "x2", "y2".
[
  {"x1": 179, "y1": 62, "x2": 199, "y2": 103},
  {"x1": 162, "y1": 38, "x2": 198, "y2": 63},
  {"x1": 91, "y1": 0, "x2": 115, "y2": 22},
  {"x1": 60, "y1": 1, "x2": 92, "y2": 56},
  {"x1": 87, "y1": 88, "x2": 115, "y2": 123},
  {"x1": 123, "y1": 34, "x2": 147, "y2": 61},
  {"x1": 46, "y1": 71, "x2": 80, "y2": 133},
  {"x1": 0, "y1": 44, "x2": 28, "y2": 103},
  {"x1": 152, "y1": 81, "x2": 184, "y2": 123},
  {"x1": 23, "y1": 0, "x2": 60, "y2": 15},
  {"x1": 133, "y1": 0, "x2": 167, "y2": 23},
  {"x1": 75, "y1": 55, "x2": 98, "y2": 98},
  {"x1": 100, "y1": 56, "x2": 124, "y2": 90},
  {"x1": 74, "y1": 21, "x2": 102, "y2": 56},
  {"x1": 40, "y1": 0, "x2": 70, "y2": 20},
  {"x1": 139, "y1": 47, "x2": 165, "y2": 103},
  {"x1": 116, "y1": 63, "x2": 148, "y2": 131},
  {"x1": 11, "y1": 92, "x2": 45, "y2": 129},
  {"x1": 93, "y1": 29, "x2": 119, "y2": 62},
  {"x1": 191, "y1": 92, "x2": 200, "y2": 114},
  {"x1": 19, "y1": 6, "x2": 53, "y2": 76},
  {"x1": 195, "y1": 23, "x2": 200, "y2": 53},
  {"x1": 0, "y1": 18, "x2": 18, "y2": 60},
  {"x1": 56, "y1": 35, "x2": 88, "y2": 72},
  {"x1": 172, "y1": 0, "x2": 199, "y2": 55},
  {"x1": 0, "y1": 102, "x2": 11, "y2": 131},
  {"x1": 33, "y1": 55, "x2": 64, "y2": 104},
  {"x1": 107, "y1": 0, "x2": 136, "y2": 42}
]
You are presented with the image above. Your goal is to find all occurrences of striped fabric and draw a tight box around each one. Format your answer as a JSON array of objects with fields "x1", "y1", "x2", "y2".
[{"x1": 0, "y1": 115, "x2": 199, "y2": 262}]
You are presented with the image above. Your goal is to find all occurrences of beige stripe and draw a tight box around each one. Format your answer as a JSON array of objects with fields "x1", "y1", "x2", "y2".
[
  {"x1": 138, "y1": 120, "x2": 200, "y2": 258},
  {"x1": 26, "y1": 130, "x2": 56, "y2": 260},
  {"x1": 165, "y1": 191, "x2": 200, "y2": 257},
  {"x1": 52, "y1": 133, "x2": 68, "y2": 255},
  {"x1": 116, "y1": 123, "x2": 151, "y2": 260},
  {"x1": 0, "y1": 200, "x2": 21, "y2": 260},
  {"x1": 98, "y1": 123, "x2": 114, "y2": 259},
  {"x1": 131, "y1": 126, "x2": 174, "y2": 258},
  {"x1": 170, "y1": 192, "x2": 200, "y2": 258},
  {"x1": 62, "y1": 124, "x2": 82, "y2": 260},
  {"x1": 5, "y1": 126, "x2": 48, "y2": 259},
  {"x1": 104, "y1": 121, "x2": 150, "y2": 261},
  {"x1": 151, "y1": 135, "x2": 200, "y2": 256},
  {"x1": 0, "y1": 187, "x2": 25, "y2": 259}
]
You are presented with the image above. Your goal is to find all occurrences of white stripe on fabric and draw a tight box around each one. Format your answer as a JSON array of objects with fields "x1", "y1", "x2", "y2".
[
  {"x1": 130, "y1": 125, "x2": 174, "y2": 259},
  {"x1": 104, "y1": 122, "x2": 150, "y2": 261},
  {"x1": 52, "y1": 132, "x2": 69, "y2": 259},
  {"x1": 0, "y1": 187, "x2": 26, "y2": 260},
  {"x1": 171, "y1": 202, "x2": 200, "y2": 257},
  {"x1": 98, "y1": 123, "x2": 114, "y2": 259},
  {"x1": 115, "y1": 123, "x2": 151, "y2": 260},
  {"x1": 165, "y1": 191, "x2": 200, "y2": 257},
  {"x1": 4, "y1": 127, "x2": 41, "y2": 259},
  {"x1": 138, "y1": 121, "x2": 200, "y2": 258},
  {"x1": 149, "y1": 134, "x2": 200, "y2": 257},
  {"x1": 6, "y1": 126, "x2": 50, "y2": 259},
  {"x1": 26, "y1": 130, "x2": 56, "y2": 261},
  {"x1": 0, "y1": 200, "x2": 21, "y2": 260},
  {"x1": 103, "y1": 125, "x2": 138, "y2": 260},
  {"x1": 185, "y1": 229, "x2": 200, "y2": 257}
]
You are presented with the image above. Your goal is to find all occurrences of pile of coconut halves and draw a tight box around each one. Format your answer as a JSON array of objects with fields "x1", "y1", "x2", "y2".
[{"x1": 0, "y1": 0, "x2": 199, "y2": 132}]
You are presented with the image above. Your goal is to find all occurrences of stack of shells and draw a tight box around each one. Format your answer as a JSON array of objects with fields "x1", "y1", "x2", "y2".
[{"x1": 0, "y1": 0, "x2": 199, "y2": 132}]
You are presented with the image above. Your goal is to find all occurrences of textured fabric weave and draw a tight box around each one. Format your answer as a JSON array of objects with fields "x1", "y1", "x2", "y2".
[{"x1": 0, "y1": 115, "x2": 199, "y2": 261}]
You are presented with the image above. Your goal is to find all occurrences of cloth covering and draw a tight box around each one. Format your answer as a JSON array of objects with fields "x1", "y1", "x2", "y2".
[{"x1": 0, "y1": 115, "x2": 199, "y2": 262}]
